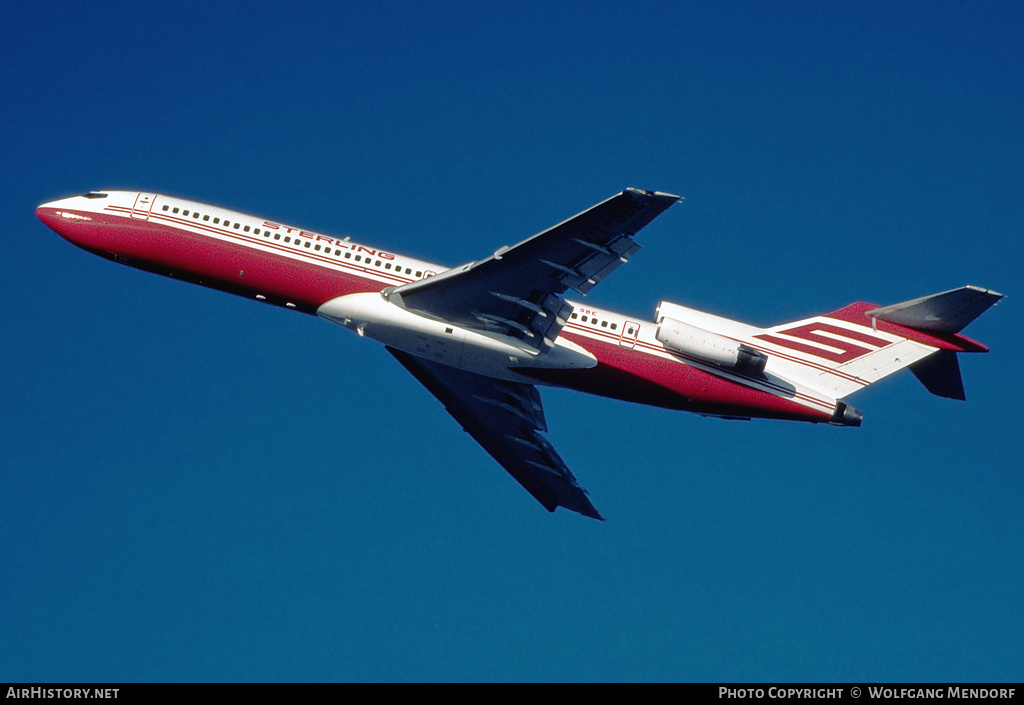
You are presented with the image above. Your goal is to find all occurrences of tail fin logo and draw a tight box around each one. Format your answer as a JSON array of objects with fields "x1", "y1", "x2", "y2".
[{"x1": 755, "y1": 322, "x2": 892, "y2": 363}]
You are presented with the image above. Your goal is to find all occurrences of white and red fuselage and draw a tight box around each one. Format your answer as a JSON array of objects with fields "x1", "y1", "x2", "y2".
[
  {"x1": 37, "y1": 189, "x2": 1002, "y2": 518},
  {"x1": 37, "y1": 190, "x2": 991, "y2": 427}
]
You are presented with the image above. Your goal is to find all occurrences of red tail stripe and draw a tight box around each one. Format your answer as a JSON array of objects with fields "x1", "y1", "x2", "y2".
[{"x1": 755, "y1": 323, "x2": 892, "y2": 363}]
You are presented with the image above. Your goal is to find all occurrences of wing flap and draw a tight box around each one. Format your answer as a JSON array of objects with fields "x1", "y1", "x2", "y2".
[{"x1": 388, "y1": 348, "x2": 602, "y2": 519}]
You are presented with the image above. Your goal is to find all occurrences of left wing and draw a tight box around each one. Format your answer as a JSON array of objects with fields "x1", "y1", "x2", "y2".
[
  {"x1": 388, "y1": 188, "x2": 678, "y2": 352},
  {"x1": 388, "y1": 348, "x2": 603, "y2": 520}
]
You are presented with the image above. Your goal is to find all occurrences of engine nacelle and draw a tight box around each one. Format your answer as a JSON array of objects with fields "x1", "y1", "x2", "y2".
[{"x1": 655, "y1": 316, "x2": 768, "y2": 373}]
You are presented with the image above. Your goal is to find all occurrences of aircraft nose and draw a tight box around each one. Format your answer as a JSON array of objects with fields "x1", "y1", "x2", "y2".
[
  {"x1": 36, "y1": 201, "x2": 63, "y2": 231},
  {"x1": 37, "y1": 192, "x2": 110, "y2": 230},
  {"x1": 36, "y1": 195, "x2": 101, "y2": 248}
]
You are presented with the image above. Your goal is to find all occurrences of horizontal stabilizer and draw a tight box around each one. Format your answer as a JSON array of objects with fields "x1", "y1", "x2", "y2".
[{"x1": 866, "y1": 285, "x2": 1002, "y2": 334}]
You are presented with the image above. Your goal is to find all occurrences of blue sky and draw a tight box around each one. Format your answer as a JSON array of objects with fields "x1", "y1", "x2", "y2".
[{"x1": 2, "y1": 1, "x2": 1021, "y2": 682}]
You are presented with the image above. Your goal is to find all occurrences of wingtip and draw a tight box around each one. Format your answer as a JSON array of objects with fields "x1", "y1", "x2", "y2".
[
  {"x1": 626, "y1": 187, "x2": 682, "y2": 201},
  {"x1": 570, "y1": 503, "x2": 605, "y2": 521},
  {"x1": 550, "y1": 498, "x2": 603, "y2": 520}
]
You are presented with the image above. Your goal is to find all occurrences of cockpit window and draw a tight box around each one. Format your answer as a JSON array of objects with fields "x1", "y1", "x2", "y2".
[{"x1": 82, "y1": 192, "x2": 108, "y2": 199}]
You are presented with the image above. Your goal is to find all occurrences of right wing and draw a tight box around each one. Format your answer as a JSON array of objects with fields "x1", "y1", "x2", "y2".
[
  {"x1": 388, "y1": 348, "x2": 602, "y2": 520},
  {"x1": 388, "y1": 189, "x2": 679, "y2": 352}
]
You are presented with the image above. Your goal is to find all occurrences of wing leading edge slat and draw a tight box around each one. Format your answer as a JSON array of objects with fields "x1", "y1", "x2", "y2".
[{"x1": 387, "y1": 347, "x2": 603, "y2": 520}]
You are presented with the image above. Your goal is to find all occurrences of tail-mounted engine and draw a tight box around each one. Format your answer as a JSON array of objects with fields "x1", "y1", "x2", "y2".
[{"x1": 655, "y1": 301, "x2": 768, "y2": 373}]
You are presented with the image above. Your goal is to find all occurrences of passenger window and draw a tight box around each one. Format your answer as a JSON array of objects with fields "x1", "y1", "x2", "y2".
[
  {"x1": 203, "y1": 215, "x2": 210, "y2": 221},
  {"x1": 173, "y1": 207, "x2": 180, "y2": 214}
]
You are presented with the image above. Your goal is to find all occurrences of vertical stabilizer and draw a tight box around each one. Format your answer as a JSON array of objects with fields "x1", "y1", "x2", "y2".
[
  {"x1": 742, "y1": 286, "x2": 1000, "y2": 402},
  {"x1": 909, "y1": 349, "x2": 966, "y2": 400}
]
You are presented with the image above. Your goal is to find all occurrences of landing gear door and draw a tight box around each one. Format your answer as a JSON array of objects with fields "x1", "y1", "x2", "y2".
[
  {"x1": 131, "y1": 193, "x2": 156, "y2": 220},
  {"x1": 619, "y1": 321, "x2": 640, "y2": 349}
]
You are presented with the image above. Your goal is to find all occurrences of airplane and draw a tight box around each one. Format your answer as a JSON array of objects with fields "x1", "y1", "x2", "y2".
[{"x1": 37, "y1": 189, "x2": 1002, "y2": 519}]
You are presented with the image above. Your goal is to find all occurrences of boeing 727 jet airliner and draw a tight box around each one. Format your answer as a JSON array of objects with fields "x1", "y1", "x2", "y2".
[{"x1": 37, "y1": 189, "x2": 1001, "y2": 519}]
